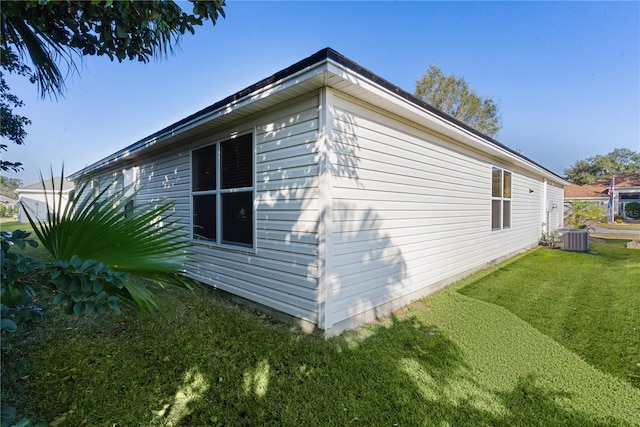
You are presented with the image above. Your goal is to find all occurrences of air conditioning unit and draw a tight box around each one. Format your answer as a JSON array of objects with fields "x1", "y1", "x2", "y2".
[{"x1": 561, "y1": 230, "x2": 589, "y2": 252}]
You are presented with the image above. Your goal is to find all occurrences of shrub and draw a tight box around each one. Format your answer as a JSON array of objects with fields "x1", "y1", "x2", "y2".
[{"x1": 564, "y1": 201, "x2": 605, "y2": 228}]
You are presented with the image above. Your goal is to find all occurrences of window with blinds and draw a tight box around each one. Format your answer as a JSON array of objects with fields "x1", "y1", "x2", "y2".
[
  {"x1": 491, "y1": 167, "x2": 512, "y2": 230},
  {"x1": 191, "y1": 133, "x2": 254, "y2": 247}
]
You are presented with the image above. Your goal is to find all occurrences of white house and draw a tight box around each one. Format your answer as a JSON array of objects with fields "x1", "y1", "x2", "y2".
[
  {"x1": 71, "y1": 49, "x2": 567, "y2": 336},
  {"x1": 15, "y1": 177, "x2": 75, "y2": 223}
]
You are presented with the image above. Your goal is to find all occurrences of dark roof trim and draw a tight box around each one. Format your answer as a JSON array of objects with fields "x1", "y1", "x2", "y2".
[{"x1": 72, "y1": 47, "x2": 564, "y2": 181}]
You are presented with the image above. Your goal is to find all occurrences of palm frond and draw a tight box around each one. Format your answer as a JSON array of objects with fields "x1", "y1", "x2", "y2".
[
  {"x1": 23, "y1": 171, "x2": 194, "y2": 312},
  {"x1": 2, "y1": 14, "x2": 77, "y2": 99}
]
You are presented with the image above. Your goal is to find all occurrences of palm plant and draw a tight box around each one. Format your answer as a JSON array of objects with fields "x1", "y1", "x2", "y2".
[
  {"x1": 564, "y1": 200, "x2": 605, "y2": 229},
  {"x1": 22, "y1": 171, "x2": 193, "y2": 313}
]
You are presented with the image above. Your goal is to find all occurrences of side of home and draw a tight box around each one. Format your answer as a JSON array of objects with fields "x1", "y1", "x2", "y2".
[
  {"x1": 15, "y1": 178, "x2": 74, "y2": 223},
  {"x1": 320, "y1": 88, "x2": 564, "y2": 333},
  {"x1": 86, "y1": 93, "x2": 324, "y2": 330},
  {"x1": 73, "y1": 49, "x2": 567, "y2": 335}
]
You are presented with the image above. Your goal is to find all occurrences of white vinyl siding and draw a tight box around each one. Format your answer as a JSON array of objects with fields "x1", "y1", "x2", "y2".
[
  {"x1": 546, "y1": 183, "x2": 564, "y2": 233},
  {"x1": 75, "y1": 53, "x2": 569, "y2": 336},
  {"x1": 326, "y1": 92, "x2": 550, "y2": 329},
  {"x1": 82, "y1": 85, "x2": 564, "y2": 335},
  {"x1": 88, "y1": 95, "x2": 321, "y2": 324},
  {"x1": 189, "y1": 96, "x2": 321, "y2": 323},
  {"x1": 492, "y1": 167, "x2": 512, "y2": 230}
]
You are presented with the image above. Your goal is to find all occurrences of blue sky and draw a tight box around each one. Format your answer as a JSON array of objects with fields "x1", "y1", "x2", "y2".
[{"x1": 3, "y1": 1, "x2": 639, "y2": 186}]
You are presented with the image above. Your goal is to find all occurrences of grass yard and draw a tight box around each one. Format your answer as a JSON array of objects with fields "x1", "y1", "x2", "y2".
[
  {"x1": 0, "y1": 221, "x2": 32, "y2": 232},
  {"x1": 0, "y1": 221, "x2": 49, "y2": 259},
  {"x1": 459, "y1": 240, "x2": 640, "y2": 389},
  {"x1": 2, "y1": 242, "x2": 640, "y2": 425}
]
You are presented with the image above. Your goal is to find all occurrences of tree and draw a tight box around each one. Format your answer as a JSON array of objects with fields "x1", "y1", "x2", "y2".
[
  {"x1": 0, "y1": 175, "x2": 22, "y2": 198},
  {"x1": 414, "y1": 64, "x2": 502, "y2": 137},
  {"x1": 0, "y1": 0, "x2": 226, "y2": 171},
  {"x1": 564, "y1": 148, "x2": 640, "y2": 185},
  {"x1": 0, "y1": 50, "x2": 31, "y2": 172}
]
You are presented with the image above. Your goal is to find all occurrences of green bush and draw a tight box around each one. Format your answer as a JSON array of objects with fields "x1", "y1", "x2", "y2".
[
  {"x1": 564, "y1": 201, "x2": 605, "y2": 228},
  {"x1": 624, "y1": 202, "x2": 640, "y2": 219}
]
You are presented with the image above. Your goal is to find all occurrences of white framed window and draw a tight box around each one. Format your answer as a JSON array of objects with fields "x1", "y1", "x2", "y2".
[
  {"x1": 191, "y1": 132, "x2": 254, "y2": 248},
  {"x1": 491, "y1": 167, "x2": 511, "y2": 230}
]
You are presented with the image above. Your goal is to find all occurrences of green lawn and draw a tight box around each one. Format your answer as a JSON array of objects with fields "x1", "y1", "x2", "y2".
[
  {"x1": 0, "y1": 220, "x2": 32, "y2": 233},
  {"x1": 2, "y1": 243, "x2": 639, "y2": 425},
  {"x1": 0, "y1": 221, "x2": 49, "y2": 259},
  {"x1": 459, "y1": 241, "x2": 640, "y2": 389}
]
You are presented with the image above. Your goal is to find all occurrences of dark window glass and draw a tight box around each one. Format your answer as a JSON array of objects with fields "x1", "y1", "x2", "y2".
[
  {"x1": 193, "y1": 195, "x2": 216, "y2": 240},
  {"x1": 492, "y1": 200, "x2": 501, "y2": 230},
  {"x1": 124, "y1": 200, "x2": 134, "y2": 219},
  {"x1": 222, "y1": 191, "x2": 253, "y2": 246},
  {"x1": 192, "y1": 145, "x2": 216, "y2": 191},
  {"x1": 503, "y1": 200, "x2": 511, "y2": 228},
  {"x1": 221, "y1": 134, "x2": 252, "y2": 189}
]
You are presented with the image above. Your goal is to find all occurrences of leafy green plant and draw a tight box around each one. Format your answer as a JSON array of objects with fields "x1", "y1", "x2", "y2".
[
  {"x1": 539, "y1": 231, "x2": 556, "y2": 247},
  {"x1": 23, "y1": 173, "x2": 193, "y2": 312},
  {"x1": 564, "y1": 200, "x2": 605, "y2": 228},
  {"x1": 0, "y1": 230, "x2": 46, "y2": 324},
  {"x1": 1, "y1": 231, "x2": 48, "y2": 427}
]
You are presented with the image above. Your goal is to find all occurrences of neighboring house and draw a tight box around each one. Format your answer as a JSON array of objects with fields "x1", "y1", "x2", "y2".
[
  {"x1": 70, "y1": 48, "x2": 567, "y2": 336},
  {"x1": 0, "y1": 195, "x2": 18, "y2": 207},
  {"x1": 15, "y1": 177, "x2": 74, "y2": 223},
  {"x1": 564, "y1": 173, "x2": 640, "y2": 220},
  {"x1": 0, "y1": 195, "x2": 18, "y2": 218}
]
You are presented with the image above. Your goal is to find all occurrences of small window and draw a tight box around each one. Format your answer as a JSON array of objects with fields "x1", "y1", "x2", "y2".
[
  {"x1": 191, "y1": 133, "x2": 254, "y2": 248},
  {"x1": 491, "y1": 167, "x2": 512, "y2": 230},
  {"x1": 124, "y1": 200, "x2": 134, "y2": 219}
]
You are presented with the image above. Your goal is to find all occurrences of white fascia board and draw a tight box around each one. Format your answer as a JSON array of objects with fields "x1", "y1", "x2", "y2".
[{"x1": 323, "y1": 60, "x2": 569, "y2": 187}]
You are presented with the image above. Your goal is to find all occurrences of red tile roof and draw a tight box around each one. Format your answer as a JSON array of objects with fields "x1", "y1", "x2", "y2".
[{"x1": 564, "y1": 173, "x2": 640, "y2": 198}]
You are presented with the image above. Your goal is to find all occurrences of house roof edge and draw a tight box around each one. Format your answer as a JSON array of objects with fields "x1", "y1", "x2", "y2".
[{"x1": 70, "y1": 47, "x2": 565, "y2": 183}]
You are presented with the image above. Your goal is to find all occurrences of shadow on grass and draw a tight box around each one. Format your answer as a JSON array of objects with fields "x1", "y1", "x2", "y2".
[{"x1": 3, "y1": 293, "x2": 636, "y2": 426}]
